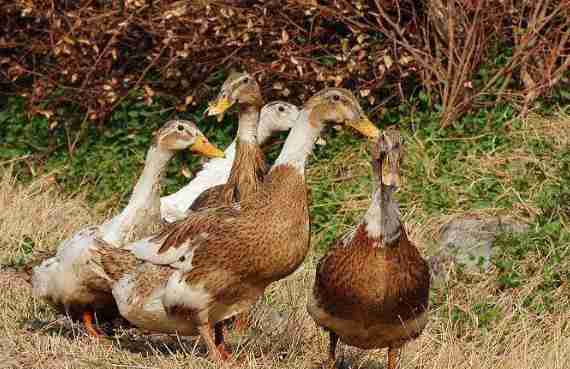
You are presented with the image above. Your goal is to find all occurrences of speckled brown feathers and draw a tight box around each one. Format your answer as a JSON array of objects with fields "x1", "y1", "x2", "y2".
[
  {"x1": 147, "y1": 163, "x2": 310, "y2": 346},
  {"x1": 314, "y1": 224, "x2": 429, "y2": 326},
  {"x1": 188, "y1": 185, "x2": 223, "y2": 211},
  {"x1": 92, "y1": 246, "x2": 141, "y2": 284},
  {"x1": 220, "y1": 142, "x2": 266, "y2": 205},
  {"x1": 185, "y1": 167, "x2": 309, "y2": 282},
  {"x1": 158, "y1": 164, "x2": 309, "y2": 273},
  {"x1": 189, "y1": 142, "x2": 267, "y2": 211}
]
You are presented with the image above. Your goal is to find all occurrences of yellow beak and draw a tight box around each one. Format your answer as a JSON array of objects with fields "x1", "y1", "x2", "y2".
[
  {"x1": 347, "y1": 118, "x2": 380, "y2": 139},
  {"x1": 383, "y1": 166, "x2": 401, "y2": 187},
  {"x1": 190, "y1": 136, "x2": 225, "y2": 158},
  {"x1": 207, "y1": 97, "x2": 233, "y2": 117},
  {"x1": 381, "y1": 143, "x2": 402, "y2": 187}
]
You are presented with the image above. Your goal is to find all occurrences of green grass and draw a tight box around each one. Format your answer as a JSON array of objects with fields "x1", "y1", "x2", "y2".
[
  {"x1": 0, "y1": 96, "x2": 236, "y2": 207},
  {"x1": 1, "y1": 95, "x2": 569, "y2": 298},
  {"x1": 1, "y1": 95, "x2": 569, "y2": 368},
  {"x1": 2, "y1": 96, "x2": 568, "y2": 253}
]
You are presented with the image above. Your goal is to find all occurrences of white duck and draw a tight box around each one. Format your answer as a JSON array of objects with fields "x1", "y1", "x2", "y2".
[
  {"x1": 31, "y1": 120, "x2": 224, "y2": 337},
  {"x1": 160, "y1": 101, "x2": 300, "y2": 223}
]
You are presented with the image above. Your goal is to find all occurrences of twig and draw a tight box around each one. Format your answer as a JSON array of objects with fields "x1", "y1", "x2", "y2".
[{"x1": 0, "y1": 154, "x2": 31, "y2": 166}]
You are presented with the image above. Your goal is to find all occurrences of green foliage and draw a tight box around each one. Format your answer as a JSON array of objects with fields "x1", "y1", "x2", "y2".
[
  {"x1": 1, "y1": 84, "x2": 569, "y2": 337},
  {"x1": 0, "y1": 96, "x2": 236, "y2": 207},
  {"x1": 11, "y1": 237, "x2": 36, "y2": 267}
]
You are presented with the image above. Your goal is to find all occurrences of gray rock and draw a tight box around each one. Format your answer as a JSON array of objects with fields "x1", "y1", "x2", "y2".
[{"x1": 438, "y1": 215, "x2": 528, "y2": 271}]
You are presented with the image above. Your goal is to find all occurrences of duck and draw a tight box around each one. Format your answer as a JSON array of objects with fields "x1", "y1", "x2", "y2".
[
  {"x1": 31, "y1": 120, "x2": 224, "y2": 337},
  {"x1": 165, "y1": 74, "x2": 298, "y2": 331},
  {"x1": 191, "y1": 71, "x2": 267, "y2": 211},
  {"x1": 307, "y1": 128, "x2": 430, "y2": 369},
  {"x1": 160, "y1": 100, "x2": 299, "y2": 222},
  {"x1": 93, "y1": 87, "x2": 380, "y2": 363}
]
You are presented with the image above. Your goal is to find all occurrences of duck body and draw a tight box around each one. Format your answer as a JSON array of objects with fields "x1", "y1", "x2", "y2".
[
  {"x1": 163, "y1": 164, "x2": 309, "y2": 323},
  {"x1": 32, "y1": 121, "x2": 224, "y2": 335},
  {"x1": 108, "y1": 257, "x2": 189, "y2": 334},
  {"x1": 97, "y1": 163, "x2": 309, "y2": 335},
  {"x1": 32, "y1": 144, "x2": 170, "y2": 312},
  {"x1": 32, "y1": 227, "x2": 116, "y2": 316},
  {"x1": 308, "y1": 224, "x2": 429, "y2": 350}
]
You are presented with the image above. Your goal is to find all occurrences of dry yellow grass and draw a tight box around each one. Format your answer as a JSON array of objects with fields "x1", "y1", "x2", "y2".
[
  {"x1": 1, "y1": 239, "x2": 568, "y2": 369},
  {"x1": 0, "y1": 169, "x2": 95, "y2": 266},
  {"x1": 0, "y1": 113, "x2": 569, "y2": 369}
]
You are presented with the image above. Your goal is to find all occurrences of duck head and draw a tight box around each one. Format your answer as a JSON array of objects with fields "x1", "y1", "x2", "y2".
[
  {"x1": 153, "y1": 119, "x2": 225, "y2": 158},
  {"x1": 207, "y1": 72, "x2": 262, "y2": 120},
  {"x1": 258, "y1": 101, "x2": 300, "y2": 141},
  {"x1": 304, "y1": 88, "x2": 380, "y2": 139},
  {"x1": 374, "y1": 127, "x2": 402, "y2": 188}
]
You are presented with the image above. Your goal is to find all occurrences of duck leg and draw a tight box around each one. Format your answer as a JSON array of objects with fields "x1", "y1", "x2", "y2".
[
  {"x1": 387, "y1": 346, "x2": 400, "y2": 369},
  {"x1": 233, "y1": 312, "x2": 249, "y2": 332},
  {"x1": 82, "y1": 309, "x2": 104, "y2": 337},
  {"x1": 198, "y1": 323, "x2": 230, "y2": 363},
  {"x1": 323, "y1": 330, "x2": 338, "y2": 369},
  {"x1": 214, "y1": 321, "x2": 231, "y2": 360}
]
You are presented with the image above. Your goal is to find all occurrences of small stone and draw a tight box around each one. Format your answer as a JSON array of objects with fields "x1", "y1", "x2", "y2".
[{"x1": 438, "y1": 215, "x2": 528, "y2": 271}]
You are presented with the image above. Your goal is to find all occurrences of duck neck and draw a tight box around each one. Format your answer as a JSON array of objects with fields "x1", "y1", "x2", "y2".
[
  {"x1": 272, "y1": 110, "x2": 321, "y2": 175},
  {"x1": 256, "y1": 120, "x2": 273, "y2": 146},
  {"x1": 102, "y1": 145, "x2": 173, "y2": 245},
  {"x1": 363, "y1": 183, "x2": 401, "y2": 246},
  {"x1": 236, "y1": 103, "x2": 260, "y2": 144},
  {"x1": 128, "y1": 145, "x2": 173, "y2": 208},
  {"x1": 256, "y1": 107, "x2": 279, "y2": 145},
  {"x1": 222, "y1": 102, "x2": 266, "y2": 204}
]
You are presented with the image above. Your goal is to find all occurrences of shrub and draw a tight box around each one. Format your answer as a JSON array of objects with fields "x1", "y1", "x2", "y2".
[{"x1": 1, "y1": 0, "x2": 568, "y2": 130}]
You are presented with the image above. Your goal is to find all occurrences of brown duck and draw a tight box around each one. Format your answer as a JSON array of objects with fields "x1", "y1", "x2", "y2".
[
  {"x1": 190, "y1": 71, "x2": 267, "y2": 210},
  {"x1": 181, "y1": 72, "x2": 297, "y2": 330},
  {"x1": 307, "y1": 128, "x2": 430, "y2": 369},
  {"x1": 94, "y1": 88, "x2": 380, "y2": 364}
]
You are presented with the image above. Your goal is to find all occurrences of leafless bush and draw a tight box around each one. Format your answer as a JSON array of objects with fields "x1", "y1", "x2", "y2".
[
  {"x1": 373, "y1": 0, "x2": 569, "y2": 126},
  {"x1": 0, "y1": 1, "x2": 397, "y2": 122},
  {"x1": 507, "y1": 0, "x2": 570, "y2": 115},
  {"x1": 0, "y1": 0, "x2": 568, "y2": 129}
]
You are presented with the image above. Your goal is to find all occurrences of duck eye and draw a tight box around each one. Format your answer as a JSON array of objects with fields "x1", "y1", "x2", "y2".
[
  {"x1": 278, "y1": 106, "x2": 285, "y2": 112},
  {"x1": 179, "y1": 256, "x2": 186, "y2": 262},
  {"x1": 332, "y1": 94, "x2": 340, "y2": 101},
  {"x1": 242, "y1": 77, "x2": 249, "y2": 84},
  {"x1": 177, "y1": 125, "x2": 184, "y2": 132}
]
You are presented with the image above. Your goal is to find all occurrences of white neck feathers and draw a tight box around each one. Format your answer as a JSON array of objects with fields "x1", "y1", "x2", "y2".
[
  {"x1": 101, "y1": 145, "x2": 173, "y2": 245},
  {"x1": 256, "y1": 115, "x2": 274, "y2": 145},
  {"x1": 237, "y1": 105, "x2": 259, "y2": 144},
  {"x1": 272, "y1": 110, "x2": 320, "y2": 175}
]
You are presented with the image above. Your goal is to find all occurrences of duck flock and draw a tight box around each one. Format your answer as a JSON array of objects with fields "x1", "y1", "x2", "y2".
[{"x1": 31, "y1": 72, "x2": 430, "y2": 369}]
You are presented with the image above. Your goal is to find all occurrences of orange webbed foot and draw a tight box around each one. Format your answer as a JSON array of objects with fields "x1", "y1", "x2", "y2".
[
  {"x1": 217, "y1": 343, "x2": 231, "y2": 361},
  {"x1": 82, "y1": 310, "x2": 105, "y2": 338}
]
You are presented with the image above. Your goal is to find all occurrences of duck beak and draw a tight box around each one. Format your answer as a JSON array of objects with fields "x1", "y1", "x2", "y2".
[
  {"x1": 384, "y1": 166, "x2": 401, "y2": 187},
  {"x1": 383, "y1": 149, "x2": 401, "y2": 188},
  {"x1": 207, "y1": 97, "x2": 233, "y2": 117},
  {"x1": 347, "y1": 117, "x2": 380, "y2": 138},
  {"x1": 190, "y1": 136, "x2": 225, "y2": 158}
]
